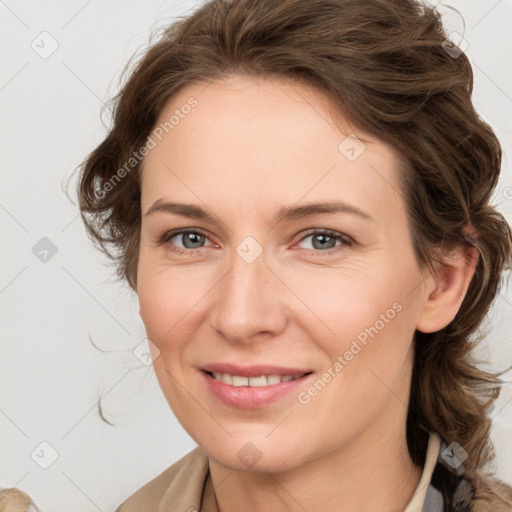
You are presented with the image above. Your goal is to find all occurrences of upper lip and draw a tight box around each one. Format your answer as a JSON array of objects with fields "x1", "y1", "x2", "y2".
[{"x1": 201, "y1": 363, "x2": 312, "y2": 378}]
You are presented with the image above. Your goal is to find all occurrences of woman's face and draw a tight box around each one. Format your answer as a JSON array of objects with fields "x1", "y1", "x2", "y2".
[{"x1": 137, "y1": 74, "x2": 430, "y2": 472}]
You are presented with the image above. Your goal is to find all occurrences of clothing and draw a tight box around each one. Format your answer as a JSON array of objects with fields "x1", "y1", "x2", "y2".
[{"x1": 115, "y1": 432, "x2": 512, "y2": 511}]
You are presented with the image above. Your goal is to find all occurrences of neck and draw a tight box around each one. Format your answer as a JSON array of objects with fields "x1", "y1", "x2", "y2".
[{"x1": 202, "y1": 423, "x2": 424, "y2": 512}]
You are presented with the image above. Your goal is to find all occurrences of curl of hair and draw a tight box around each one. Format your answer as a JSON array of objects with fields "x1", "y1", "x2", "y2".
[{"x1": 76, "y1": 0, "x2": 512, "y2": 505}]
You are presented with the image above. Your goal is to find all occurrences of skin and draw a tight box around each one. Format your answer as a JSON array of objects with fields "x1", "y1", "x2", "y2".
[{"x1": 136, "y1": 74, "x2": 477, "y2": 512}]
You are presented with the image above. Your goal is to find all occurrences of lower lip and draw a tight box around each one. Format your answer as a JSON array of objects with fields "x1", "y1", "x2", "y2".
[{"x1": 201, "y1": 371, "x2": 312, "y2": 409}]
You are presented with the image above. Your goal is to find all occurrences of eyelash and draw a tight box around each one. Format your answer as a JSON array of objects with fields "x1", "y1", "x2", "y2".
[{"x1": 158, "y1": 228, "x2": 353, "y2": 257}]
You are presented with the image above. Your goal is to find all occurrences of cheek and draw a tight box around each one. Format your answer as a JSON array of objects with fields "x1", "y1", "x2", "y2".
[
  {"x1": 136, "y1": 251, "x2": 209, "y2": 346},
  {"x1": 288, "y1": 260, "x2": 421, "y2": 403},
  {"x1": 137, "y1": 274, "x2": 174, "y2": 344},
  {"x1": 289, "y1": 265, "x2": 411, "y2": 346},
  {"x1": 137, "y1": 263, "x2": 202, "y2": 418},
  {"x1": 293, "y1": 271, "x2": 418, "y2": 433}
]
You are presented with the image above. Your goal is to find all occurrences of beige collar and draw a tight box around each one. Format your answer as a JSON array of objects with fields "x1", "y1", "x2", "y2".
[{"x1": 404, "y1": 432, "x2": 442, "y2": 512}]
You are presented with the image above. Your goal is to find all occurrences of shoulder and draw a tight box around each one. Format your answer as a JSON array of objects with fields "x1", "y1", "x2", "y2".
[
  {"x1": 470, "y1": 476, "x2": 512, "y2": 512},
  {"x1": 115, "y1": 446, "x2": 209, "y2": 512}
]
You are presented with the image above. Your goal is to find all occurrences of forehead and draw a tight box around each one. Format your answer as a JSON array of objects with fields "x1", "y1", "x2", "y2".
[{"x1": 140, "y1": 74, "x2": 405, "y2": 221}]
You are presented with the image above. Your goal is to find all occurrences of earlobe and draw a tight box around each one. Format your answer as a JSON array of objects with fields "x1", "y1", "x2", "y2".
[{"x1": 416, "y1": 244, "x2": 479, "y2": 333}]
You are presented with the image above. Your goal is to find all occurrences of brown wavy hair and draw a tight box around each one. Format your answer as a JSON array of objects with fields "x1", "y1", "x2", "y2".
[{"x1": 76, "y1": 0, "x2": 512, "y2": 506}]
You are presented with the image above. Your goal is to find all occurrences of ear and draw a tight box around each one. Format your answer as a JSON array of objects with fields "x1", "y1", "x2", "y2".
[{"x1": 416, "y1": 242, "x2": 479, "y2": 334}]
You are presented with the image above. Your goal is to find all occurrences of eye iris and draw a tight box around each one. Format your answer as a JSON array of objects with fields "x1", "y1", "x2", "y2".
[
  {"x1": 313, "y1": 233, "x2": 336, "y2": 250},
  {"x1": 182, "y1": 232, "x2": 204, "y2": 249},
  {"x1": 175, "y1": 232, "x2": 341, "y2": 250}
]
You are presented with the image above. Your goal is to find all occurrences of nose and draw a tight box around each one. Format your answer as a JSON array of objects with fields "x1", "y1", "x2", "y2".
[{"x1": 209, "y1": 248, "x2": 288, "y2": 344}]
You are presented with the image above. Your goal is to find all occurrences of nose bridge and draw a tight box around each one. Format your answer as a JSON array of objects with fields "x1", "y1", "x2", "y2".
[{"x1": 210, "y1": 245, "x2": 285, "y2": 342}]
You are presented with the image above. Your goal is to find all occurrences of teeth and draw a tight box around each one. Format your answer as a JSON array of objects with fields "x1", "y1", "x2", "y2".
[
  {"x1": 249, "y1": 375, "x2": 267, "y2": 386},
  {"x1": 211, "y1": 372, "x2": 306, "y2": 386},
  {"x1": 222, "y1": 374, "x2": 233, "y2": 385},
  {"x1": 232, "y1": 376, "x2": 249, "y2": 387},
  {"x1": 267, "y1": 375, "x2": 282, "y2": 385}
]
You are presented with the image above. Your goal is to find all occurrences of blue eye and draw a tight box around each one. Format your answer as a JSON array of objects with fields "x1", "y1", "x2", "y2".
[
  {"x1": 159, "y1": 228, "x2": 352, "y2": 256},
  {"x1": 296, "y1": 229, "x2": 352, "y2": 254},
  {"x1": 160, "y1": 228, "x2": 213, "y2": 255}
]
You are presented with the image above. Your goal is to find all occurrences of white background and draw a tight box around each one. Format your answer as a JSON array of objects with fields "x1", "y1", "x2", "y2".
[{"x1": 1, "y1": 1, "x2": 511, "y2": 511}]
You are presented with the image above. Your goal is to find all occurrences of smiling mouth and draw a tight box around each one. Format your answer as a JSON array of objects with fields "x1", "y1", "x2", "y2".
[{"x1": 205, "y1": 371, "x2": 312, "y2": 387}]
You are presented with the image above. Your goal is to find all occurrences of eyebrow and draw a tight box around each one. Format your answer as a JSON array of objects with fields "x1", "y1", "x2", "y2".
[{"x1": 145, "y1": 200, "x2": 374, "y2": 224}]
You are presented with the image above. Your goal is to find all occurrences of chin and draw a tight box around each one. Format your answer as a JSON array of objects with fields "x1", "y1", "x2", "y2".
[{"x1": 200, "y1": 432, "x2": 309, "y2": 474}]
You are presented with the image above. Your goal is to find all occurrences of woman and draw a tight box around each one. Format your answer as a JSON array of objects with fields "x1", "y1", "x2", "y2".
[{"x1": 77, "y1": 0, "x2": 512, "y2": 510}]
